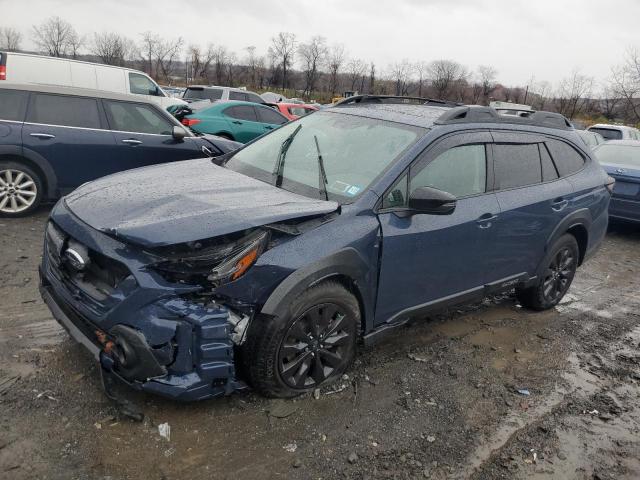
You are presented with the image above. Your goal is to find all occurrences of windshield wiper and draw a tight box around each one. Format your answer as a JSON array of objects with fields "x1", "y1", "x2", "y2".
[
  {"x1": 314, "y1": 135, "x2": 329, "y2": 201},
  {"x1": 272, "y1": 124, "x2": 302, "y2": 188}
]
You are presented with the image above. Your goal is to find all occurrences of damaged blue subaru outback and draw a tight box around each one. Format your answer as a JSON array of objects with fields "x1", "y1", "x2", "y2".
[{"x1": 40, "y1": 96, "x2": 612, "y2": 400}]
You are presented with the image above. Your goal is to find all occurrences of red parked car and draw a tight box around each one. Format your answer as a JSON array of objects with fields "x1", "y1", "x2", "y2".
[{"x1": 272, "y1": 102, "x2": 318, "y2": 120}]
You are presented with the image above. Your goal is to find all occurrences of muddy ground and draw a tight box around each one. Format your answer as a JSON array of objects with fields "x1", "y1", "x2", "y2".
[{"x1": 1, "y1": 207, "x2": 639, "y2": 480}]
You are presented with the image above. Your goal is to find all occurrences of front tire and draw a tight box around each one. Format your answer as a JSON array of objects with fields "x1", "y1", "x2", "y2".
[
  {"x1": 516, "y1": 233, "x2": 579, "y2": 310},
  {"x1": 243, "y1": 281, "x2": 359, "y2": 398},
  {"x1": 0, "y1": 161, "x2": 44, "y2": 217}
]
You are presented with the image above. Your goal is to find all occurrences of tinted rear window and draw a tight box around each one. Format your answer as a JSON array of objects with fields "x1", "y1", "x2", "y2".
[
  {"x1": 229, "y1": 91, "x2": 246, "y2": 101},
  {"x1": 184, "y1": 88, "x2": 223, "y2": 101},
  {"x1": 493, "y1": 143, "x2": 542, "y2": 189},
  {"x1": 28, "y1": 93, "x2": 101, "y2": 129},
  {"x1": 589, "y1": 127, "x2": 622, "y2": 140},
  {"x1": 256, "y1": 106, "x2": 287, "y2": 125},
  {"x1": 224, "y1": 105, "x2": 258, "y2": 122},
  {"x1": 0, "y1": 89, "x2": 28, "y2": 121},
  {"x1": 546, "y1": 140, "x2": 585, "y2": 176}
]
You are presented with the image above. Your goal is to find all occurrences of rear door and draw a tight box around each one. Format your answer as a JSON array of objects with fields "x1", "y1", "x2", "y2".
[
  {"x1": 486, "y1": 132, "x2": 573, "y2": 284},
  {"x1": 22, "y1": 92, "x2": 117, "y2": 191},
  {"x1": 223, "y1": 105, "x2": 265, "y2": 142},
  {"x1": 103, "y1": 99, "x2": 205, "y2": 169}
]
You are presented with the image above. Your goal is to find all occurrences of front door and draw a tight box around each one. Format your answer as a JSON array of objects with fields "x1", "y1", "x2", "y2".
[
  {"x1": 375, "y1": 132, "x2": 499, "y2": 325},
  {"x1": 102, "y1": 99, "x2": 204, "y2": 171},
  {"x1": 223, "y1": 105, "x2": 267, "y2": 143}
]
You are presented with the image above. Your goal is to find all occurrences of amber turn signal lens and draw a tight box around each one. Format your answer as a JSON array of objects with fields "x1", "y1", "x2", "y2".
[{"x1": 231, "y1": 248, "x2": 259, "y2": 281}]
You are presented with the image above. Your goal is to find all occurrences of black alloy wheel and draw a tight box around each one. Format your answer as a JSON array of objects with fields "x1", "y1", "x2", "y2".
[
  {"x1": 278, "y1": 303, "x2": 353, "y2": 389},
  {"x1": 541, "y1": 246, "x2": 576, "y2": 303}
]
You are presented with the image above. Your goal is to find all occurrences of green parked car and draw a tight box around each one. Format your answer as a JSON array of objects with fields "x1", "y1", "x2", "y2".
[{"x1": 182, "y1": 100, "x2": 289, "y2": 143}]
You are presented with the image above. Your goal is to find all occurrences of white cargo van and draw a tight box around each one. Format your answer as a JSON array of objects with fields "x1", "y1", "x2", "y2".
[{"x1": 0, "y1": 51, "x2": 186, "y2": 110}]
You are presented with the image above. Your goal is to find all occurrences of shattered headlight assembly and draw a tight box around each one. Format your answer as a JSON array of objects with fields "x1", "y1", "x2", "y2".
[{"x1": 151, "y1": 230, "x2": 269, "y2": 286}]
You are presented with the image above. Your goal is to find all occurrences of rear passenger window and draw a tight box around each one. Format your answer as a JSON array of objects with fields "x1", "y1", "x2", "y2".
[
  {"x1": 0, "y1": 90, "x2": 28, "y2": 121},
  {"x1": 493, "y1": 144, "x2": 542, "y2": 189},
  {"x1": 539, "y1": 144, "x2": 559, "y2": 181},
  {"x1": 225, "y1": 105, "x2": 258, "y2": 122},
  {"x1": 411, "y1": 144, "x2": 486, "y2": 197},
  {"x1": 546, "y1": 140, "x2": 585, "y2": 176},
  {"x1": 28, "y1": 94, "x2": 101, "y2": 129}
]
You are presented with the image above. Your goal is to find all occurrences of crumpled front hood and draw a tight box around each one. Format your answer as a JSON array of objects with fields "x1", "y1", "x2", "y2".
[{"x1": 64, "y1": 158, "x2": 339, "y2": 247}]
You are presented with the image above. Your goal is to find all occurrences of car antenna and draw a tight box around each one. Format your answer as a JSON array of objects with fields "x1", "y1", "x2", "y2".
[
  {"x1": 272, "y1": 124, "x2": 302, "y2": 188},
  {"x1": 314, "y1": 135, "x2": 329, "y2": 201}
]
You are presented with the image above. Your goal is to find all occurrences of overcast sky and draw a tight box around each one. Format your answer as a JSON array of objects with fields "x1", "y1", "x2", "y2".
[{"x1": 2, "y1": 0, "x2": 638, "y2": 89}]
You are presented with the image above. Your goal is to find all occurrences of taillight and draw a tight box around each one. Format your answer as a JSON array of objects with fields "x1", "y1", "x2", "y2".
[
  {"x1": 0, "y1": 66, "x2": 6, "y2": 80},
  {"x1": 605, "y1": 176, "x2": 616, "y2": 194},
  {"x1": 181, "y1": 118, "x2": 201, "y2": 127}
]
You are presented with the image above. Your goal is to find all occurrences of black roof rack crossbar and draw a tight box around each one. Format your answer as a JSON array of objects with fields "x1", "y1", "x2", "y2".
[
  {"x1": 333, "y1": 95, "x2": 462, "y2": 108},
  {"x1": 435, "y1": 106, "x2": 573, "y2": 130}
]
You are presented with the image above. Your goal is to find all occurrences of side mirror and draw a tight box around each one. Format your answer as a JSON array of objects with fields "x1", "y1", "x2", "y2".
[
  {"x1": 172, "y1": 126, "x2": 186, "y2": 141},
  {"x1": 408, "y1": 186, "x2": 456, "y2": 215}
]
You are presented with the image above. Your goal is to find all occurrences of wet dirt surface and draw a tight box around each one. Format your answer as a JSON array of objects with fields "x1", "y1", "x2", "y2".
[{"x1": 1, "y1": 208, "x2": 639, "y2": 479}]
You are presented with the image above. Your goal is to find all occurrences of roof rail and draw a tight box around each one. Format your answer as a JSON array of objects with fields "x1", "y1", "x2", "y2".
[
  {"x1": 333, "y1": 95, "x2": 462, "y2": 108},
  {"x1": 435, "y1": 106, "x2": 573, "y2": 130}
]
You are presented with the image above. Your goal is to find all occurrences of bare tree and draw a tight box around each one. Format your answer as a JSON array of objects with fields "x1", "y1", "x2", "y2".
[
  {"x1": 478, "y1": 65, "x2": 497, "y2": 104},
  {"x1": 346, "y1": 58, "x2": 366, "y2": 91},
  {"x1": 555, "y1": 70, "x2": 594, "y2": 119},
  {"x1": 268, "y1": 32, "x2": 296, "y2": 91},
  {"x1": 139, "y1": 31, "x2": 159, "y2": 77},
  {"x1": 245, "y1": 46, "x2": 260, "y2": 87},
  {"x1": 611, "y1": 47, "x2": 640, "y2": 122},
  {"x1": 298, "y1": 36, "x2": 328, "y2": 97},
  {"x1": 92, "y1": 32, "x2": 132, "y2": 66},
  {"x1": 31, "y1": 16, "x2": 78, "y2": 57},
  {"x1": 0, "y1": 27, "x2": 22, "y2": 51},
  {"x1": 155, "y1": 37, "x2": 184, "y2": 81},
  {"x1": 600, "y1": 84, "x2": 622, "y2": 120},
  {"x1": 414, "y1": 61, "x2": 427, "y2": 98},
  {"x1": 428, "y1": 59, "x2": 467, "y2": 100},
  {"x1": 368, "y1": 62, "x2": 376, "y2": 94},
  {"x1": 327, "y1": 44, "x2": 345, "y2": 97},
  {"x1": 389, "y1": 60, "x2": 412, "y2": 96},
  {"x1": 213, "y1": 45, "x2": 229, "y2": 85}
]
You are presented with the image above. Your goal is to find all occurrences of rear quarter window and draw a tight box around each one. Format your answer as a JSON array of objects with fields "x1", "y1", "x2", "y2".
[
  {"x1": 0, "y1": 89, "x2": 28, "y2": 121},
  {"x1": 546, "y1": 139, "x2": 585, "y2": 176}
]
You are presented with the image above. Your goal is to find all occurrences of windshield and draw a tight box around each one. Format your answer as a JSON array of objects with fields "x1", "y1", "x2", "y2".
[
  {"x1": 589, "y1": 127, "x2": 622, "y2": 140},
  {"x1": 224, "y1": 111, "x2": 425, "y2": 203},
  {"x1": 596, "y1": 144, "x2": 640, "y2": 168}
]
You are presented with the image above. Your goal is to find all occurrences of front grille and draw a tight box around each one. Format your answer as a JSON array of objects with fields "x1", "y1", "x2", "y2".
[{"x1": 45, "y1": 222, "x2": 135, "y2": 316}]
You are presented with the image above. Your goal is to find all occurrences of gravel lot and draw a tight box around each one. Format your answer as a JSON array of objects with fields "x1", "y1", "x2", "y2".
[{"x1": 1, "y1": 207, "x2": 639, "y2": 480}]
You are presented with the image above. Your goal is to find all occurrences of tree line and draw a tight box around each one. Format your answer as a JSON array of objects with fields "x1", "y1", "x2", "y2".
[{"x1": 1, "y1": 16, "x2": 640, "y2": 125}]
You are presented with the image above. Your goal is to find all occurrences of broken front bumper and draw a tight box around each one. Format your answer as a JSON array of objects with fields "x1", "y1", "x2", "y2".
[{"x1": 39, "y1": 205, "x2": 246, "y2": 401}]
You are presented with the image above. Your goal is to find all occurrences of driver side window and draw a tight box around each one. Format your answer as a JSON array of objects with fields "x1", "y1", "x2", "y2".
[{"x1": 411, "y1": 144, "x2": 487, "y2": 198}]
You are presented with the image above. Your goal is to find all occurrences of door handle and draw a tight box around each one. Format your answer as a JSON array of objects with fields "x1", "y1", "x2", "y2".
[
  {"x1": 551, "y1": 197, "x2": 568, "y2": 211},
  {"x1": 232, "y1": 121, "x2": 242, "y2": 125},
  {"x1": 122, "y1": 139, "x2": 142, "y2": 145},
  {"x1": 264, "y1": 125, "x2": 274, "y2": 130},
  {"x1": 201, "y1": 145, "x2": 213, "y2": 156},
  {"x1": 476, "y1": 213, "x2": 498, "y2": 229},
  {"x1": 30, "y1": 133, "x2": 55, "y2": 139}
]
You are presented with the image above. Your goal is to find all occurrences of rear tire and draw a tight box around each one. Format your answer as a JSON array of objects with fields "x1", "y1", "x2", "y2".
[
  {"x1": 516, "y1": 233, "x2": 579, "y2": 310},
  {"x1": 0, "y1": 161, "x2": 44, "y2": 217},
  {"x1": 243, "y1": 280, "x2": 359, "y2": 398}
]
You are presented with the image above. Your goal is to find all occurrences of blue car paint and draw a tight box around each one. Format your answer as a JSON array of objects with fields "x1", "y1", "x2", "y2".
[
  {"x1": 40, "y1": 105, "x2": 611, "y2": 401},
  {"x1": 600, "y1": 163, "x2": 640, "y2": 222}
]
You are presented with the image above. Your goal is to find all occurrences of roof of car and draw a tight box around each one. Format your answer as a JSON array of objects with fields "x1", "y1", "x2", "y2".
[
  {"x1": 0, "y1": 82, "x2": 157, "y2": 104},
  {"x1": 328, "y1": 103, "x2": 451, "y2": 128}
]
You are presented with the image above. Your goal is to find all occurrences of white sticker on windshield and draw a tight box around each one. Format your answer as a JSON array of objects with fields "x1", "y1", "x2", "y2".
[{"x1": 346, "y1": 185, "x2": 361, "y2": 196}]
